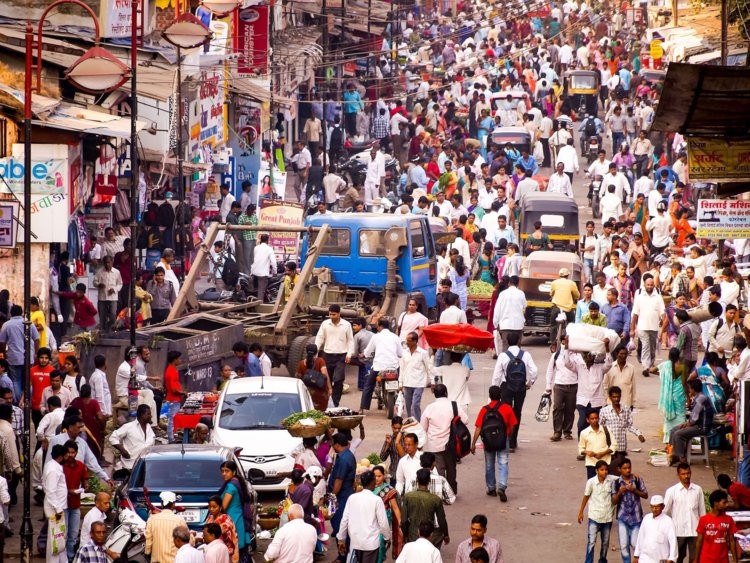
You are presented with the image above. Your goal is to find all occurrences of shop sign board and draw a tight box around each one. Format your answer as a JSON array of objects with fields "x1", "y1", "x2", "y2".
[
  {"x1": 101, "y1": 0, "x2": 151, "y2": 38},
  {"x1": 235, "y1": 4, "x2": 269, "y2": 76},
  {"x1": 189, "y1": 71, "x2": 227, "y2": 151},
  {"x1": 688, "y1": 137, "x2": 750, "y2": 181},
  {"x1": 0, "y1": 203, "x2": 18, "y2": 248},
  {"x1": 259, "y1": 200, "x2": 304, "y2": 258},
  {"x1": 696, "y1": 199, "x2": 750, "y2": 238}
]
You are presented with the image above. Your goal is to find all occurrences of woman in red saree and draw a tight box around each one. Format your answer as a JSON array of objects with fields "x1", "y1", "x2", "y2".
[{"x1": 207, "y1": 495, "x2": 240, "y2": 563}]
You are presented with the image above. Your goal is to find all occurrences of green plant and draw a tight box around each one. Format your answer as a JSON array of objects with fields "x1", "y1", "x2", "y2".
[
  {"x1": 367, "y1": 453, "x2": 382, "y2": 466},
  {"x1": 88, "y1": 475, "x2": 104, "y2": 494}
]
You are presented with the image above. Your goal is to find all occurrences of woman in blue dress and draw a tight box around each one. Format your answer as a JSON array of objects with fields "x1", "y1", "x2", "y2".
[{"x1": 219, "y1": 460, "x2": 250, "y2": 561}]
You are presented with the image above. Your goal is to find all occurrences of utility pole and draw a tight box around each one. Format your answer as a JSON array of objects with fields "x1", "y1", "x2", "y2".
[
  {"x1": 672, "y1": 0, "x2": 679, "y2": 27},
  {"x1": 366, "y1": 0, "x2": 372, "y2": 76},
  {"x1": 321, "y1": 0, "x2": 328, "y2": 172},
  {"x1": 721, "y1": 0, "x2": 729, "y2": 65}
]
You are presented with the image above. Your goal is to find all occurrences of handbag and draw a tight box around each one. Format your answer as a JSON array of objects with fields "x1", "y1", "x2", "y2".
[{"x1": 48, "y1": 516, "x2": 67, "y2": 556}]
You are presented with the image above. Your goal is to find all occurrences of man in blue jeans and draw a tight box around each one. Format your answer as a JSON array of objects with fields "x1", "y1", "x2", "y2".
[
  {"x1": 470, "y1": 385, "x2": 517, "y2": 503},
  {"x1": 578, "y1": 460, "x2": 617, "y2": 563},
  {"x1": 611, "y1": 458, "x2": 648, "y2": 563},
  {"x1": 0, "y1": 304, "x2": 40, "y2": 400}
]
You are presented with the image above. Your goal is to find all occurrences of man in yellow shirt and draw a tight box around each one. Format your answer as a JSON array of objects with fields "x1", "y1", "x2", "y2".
[
  {"x1": 30, "y1": 297, "x2": 47, "y2": 348},
  {"x1": 549, "y1": 267, "x2": 580, "y2": 345},
  {"x1": 283, "y1": 261, "x2": 301, "y2": 305}
]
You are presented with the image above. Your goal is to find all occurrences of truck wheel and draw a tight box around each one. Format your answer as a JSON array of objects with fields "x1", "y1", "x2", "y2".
[
  {"x1": 287, "y1": 335, "x2": 314, "y2": 377},
  {"x1": 385, "y1": 391, "x2": 396, "y2": 418}
]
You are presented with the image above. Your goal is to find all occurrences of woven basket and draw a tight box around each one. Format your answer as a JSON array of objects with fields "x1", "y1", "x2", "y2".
[
  {"x1": 330, "y1": 415, "x2": 364, "y2": 430},
  {"x1": 285, "y1": 417, "x2": 331, "y2": 438}
]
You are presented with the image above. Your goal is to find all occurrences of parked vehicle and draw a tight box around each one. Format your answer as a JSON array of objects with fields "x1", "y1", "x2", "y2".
[
  {"x1": 117, "y1": 444, "x2": 257, "y2": 545},
  {"x1": 588, "y1": 175, "x2": 603, "y2": 219},
  {"x1": 490, "y1": 126, "x2": 532, "y2": 154},
  {"x1": 105, "y1": 509, "x2": 148, "y2": 563},
  {"x1": 212, "y1": 376, "x2": 315, "y2": 491},
  {"x1": 518, "y1": 251, "x2": 583, "y2": 338},
  {"x1": 518, "y1": 193, "x2": 580, "y2": 253},
  {"x1": 374, "y1": 369, "x2": 400, "y2": 418}
]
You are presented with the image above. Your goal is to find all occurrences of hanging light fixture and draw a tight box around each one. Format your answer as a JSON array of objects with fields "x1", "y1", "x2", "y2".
[
  {"x1": 200, "y1": 0, "x2": 241, "y2": 17},
  {"x1": 162, "y1": 13, "x2": 213, "y2": 49},
  {"x1": 64, "y1": 46, "x2": 131, "y2": 93}
]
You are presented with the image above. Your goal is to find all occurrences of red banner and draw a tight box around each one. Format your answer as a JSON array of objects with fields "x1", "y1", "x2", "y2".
[{"x1": 235, "y1": 4, "x2": 269, "y2": 76}]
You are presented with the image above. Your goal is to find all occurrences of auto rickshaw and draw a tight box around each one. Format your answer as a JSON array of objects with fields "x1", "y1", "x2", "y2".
[
  {"x1": 518, "y1": 250, "x2": 583, "y2": 338},
  {"x1": 564, "y1": 70, "x2": 600, "y2": 116},
  {"x1": 518, "y1": 193, "x2": 580, "y2": 253},
  {"x1": 490, "y1": 126, "x2": 532, "y2": 154}
]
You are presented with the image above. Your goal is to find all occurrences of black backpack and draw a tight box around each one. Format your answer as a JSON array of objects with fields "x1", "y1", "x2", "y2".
[
  {"x1": 504, "y1": 350, "x2": 527, "y2": 393},
  {"x1": 449, "y1": 401, "x2": 472, "y2": 459},
  {"x1": 222, "y1": 255, "x2": 240, "y2": 288},
  {"x1": 330, "y1": 126, "x2": 344, "y2": 150},
  {"x1": 302, "y1": 369, "x2": 327, "y2": 390},
  {"x1": 480, "y1": 402, "x2": 507, "y2": 452},
  {"x1": 584, "y1": 117, "x2": 597, "y2": 137}
]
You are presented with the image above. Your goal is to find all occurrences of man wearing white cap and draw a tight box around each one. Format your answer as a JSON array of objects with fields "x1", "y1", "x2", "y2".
[
  {"x1": 633, "y1": 495, "x2": 678, "y2": 563},
  {"x1": 145, "y1": 491, "x2": 187, "y2": 563}
]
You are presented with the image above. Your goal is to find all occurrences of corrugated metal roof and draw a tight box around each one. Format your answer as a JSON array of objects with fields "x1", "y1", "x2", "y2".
[
  {"x1": 651, "y1": 63, "x2": 750, "y2": 137},
  {"x1": 33, "y1": 102, "x2": 147, "y2": 138}
]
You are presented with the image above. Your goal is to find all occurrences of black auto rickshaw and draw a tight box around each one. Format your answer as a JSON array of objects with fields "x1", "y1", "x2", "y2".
[
  {"x1": 564, "y1": 70, "x2": 600, "y2": 116},
  {"x1": 518, "y1": 251, "x2": 583, "y2": 338},
  {"x1": 518, "y1": 193, "x2": 580, "y2": 253}
]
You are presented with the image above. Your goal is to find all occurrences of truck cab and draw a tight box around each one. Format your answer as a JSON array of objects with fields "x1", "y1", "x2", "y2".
[{"x1": 302, "y1": 213, "x2": 438, "y2": 310}]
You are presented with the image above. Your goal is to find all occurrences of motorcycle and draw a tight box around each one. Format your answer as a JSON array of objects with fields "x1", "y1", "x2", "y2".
[
  {"x1": 106, "y1": 509, "x2": 148, "y2": 563},
  {"x1": 338, "y1": 150, "x2": 400, "y2": 194},
  {"x1": 585, "y1": 136, "x2": 600, "y2": 164},
  {"x1": 588, "y1": 174, "x2": 603, "y2": 218},
  {"x1": 374, "y1": 369, "x2": 399, "y2": 418}
]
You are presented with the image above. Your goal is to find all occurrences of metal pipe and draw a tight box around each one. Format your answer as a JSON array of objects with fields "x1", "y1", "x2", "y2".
[
  {"x1": 721, "y1": 0, "x2": 728, "y2": 65},
  {"x1": 21, "y1": 21, "x2": 33, "y2": 563},
  {"x1": 129, "y1": 0, "x2": 139, "y2": 347},
  {"x1": 176, "y1": 45, "x2": 185, "y2": 280}
]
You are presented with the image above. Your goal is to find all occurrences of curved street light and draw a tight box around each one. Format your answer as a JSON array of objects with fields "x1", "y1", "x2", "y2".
[
  {"x1": 64, "y1": 46, "x2": 131, "y2": 93},
  {"x1": 162, "y1": 13, "x2": 213, "y2": 49},
  {"x1": 200, "y1": 0, "x2": 242, "y2": 16}
]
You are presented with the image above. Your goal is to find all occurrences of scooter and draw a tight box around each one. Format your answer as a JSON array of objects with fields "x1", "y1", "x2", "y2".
[
  {"x1": 588, "y1": 174, "x2": 603, "y2": 219},
  {"x1": 374, "y1": 369, "x2": 399, "y2": 418},
  {"x1": 586, "y1": 136, "x2": 600, "y2": 164},
  {"x1": 106, "y1": 509, "x2": 148, "y2": 563}
]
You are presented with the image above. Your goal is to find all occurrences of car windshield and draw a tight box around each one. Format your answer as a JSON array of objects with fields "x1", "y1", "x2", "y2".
[
  {"x1": 219, "y1": 392, "x2": 301, "y2": 430},
  {"x1": 135, "y1": 459, "x2": 225, "y2": 490}
]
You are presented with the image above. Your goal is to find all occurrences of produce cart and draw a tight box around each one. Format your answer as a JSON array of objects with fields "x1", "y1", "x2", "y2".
[
  {"x1": 467, "y1": 280, "x2": 495, "y2": 319},
  {"x1": 173, "y1": 392, "x2": 220, "y2": 442}
]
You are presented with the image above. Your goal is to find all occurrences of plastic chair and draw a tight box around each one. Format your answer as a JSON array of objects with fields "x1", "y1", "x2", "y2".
[{"x1": 686, "y1": 435, "x2": 710, "y2": 466}]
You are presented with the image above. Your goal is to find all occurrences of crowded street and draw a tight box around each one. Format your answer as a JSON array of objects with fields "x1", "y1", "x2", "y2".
[{"x1": 0, "y1": 0, "x2": 749, "y2": 562}]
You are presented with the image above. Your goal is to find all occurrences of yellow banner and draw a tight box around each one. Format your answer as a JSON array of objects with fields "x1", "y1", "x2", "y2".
[{"x1": 687, "y1": 137, "x2": 750, "y2": 181}]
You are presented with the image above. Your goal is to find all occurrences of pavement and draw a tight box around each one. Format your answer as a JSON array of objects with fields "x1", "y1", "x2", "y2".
[{"x1": 4, "y1": 146, "x2": 734, "y2": 562}]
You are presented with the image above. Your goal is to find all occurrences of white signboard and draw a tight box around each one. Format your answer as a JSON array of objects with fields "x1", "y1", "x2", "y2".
[
  {"x1": 257, "y1": 161, "x2": 286, "y2": 203},
  {"x1": 696, "y1": 199, "x2": 750, "y2": 239},
  {"x1": 101, "y1": 0, "x2": 151, "y2": 38}
]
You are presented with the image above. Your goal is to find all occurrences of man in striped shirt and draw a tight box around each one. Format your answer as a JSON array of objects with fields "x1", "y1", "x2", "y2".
[{"x1": 145, "y1": 491, "x2": 187, "y2": 563}]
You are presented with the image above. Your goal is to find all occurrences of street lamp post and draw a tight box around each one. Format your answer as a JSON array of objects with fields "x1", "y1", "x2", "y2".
[
  {"x1": 22, "y1": 3, "x2": 129, "y2": 559},
  {"x1": 130, "y1": 0, "x2": 140, "y2": 347}
]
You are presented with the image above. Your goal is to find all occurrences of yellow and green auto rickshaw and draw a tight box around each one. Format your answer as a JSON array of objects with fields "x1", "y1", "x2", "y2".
[
  {"x1": 564, "y1": 70, "x2": 600, "y2": 116},
  {"x1": 519, "y1": 193, "x2": 580, "y2": 254}
]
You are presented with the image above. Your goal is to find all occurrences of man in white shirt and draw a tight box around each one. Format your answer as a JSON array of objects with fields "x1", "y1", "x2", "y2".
[
  {"x1": 250, "y1": 233, "x2": 276, "y2": 303},
  {"x1": 664, "y1": 463, "x2": 706, "y2": 563},
  {"x1": 396, "y1": 433, "x2": 421, "y2": 495},
  {"x1": 600, "y1": 185, "x2": 624, "y2": 225},
  {"x1": 645, "y1": 203, "x2": 672, "y2": 253},
  {"x1": 545, "y1": 343, "x2": 579, "y2": 441},
  {"x1": 43, "y1": 444, "x2": 68, "y2": 563},
  {"x1": 630, "y1": 275, "x2": 665, "y2": 375},
  {"x1": 491, "y1": 332, "x2": 538, "y2": 451},
  {"x1": 478, "y1": 185, "x2": 498, "y2": 211},
  {"x1": 439, "y1": 293, "x2": 467, "y2": 324},
  {"x1": 556, "y1": 138, "x2": 579, "y2": 182},
  {"x1": 265, "y1": 504, "x2": 317, "y2": 563},
  {"x1": 633, "y1": 495, "x2": 678, "y2": 563},
  {"x1": 492, "y1": 276, "x2": 526, "y2": 354},
  {"x1": 364, "y1": 144, "x2": 387, "y2": 204},
  {"x1": 174, "y1": 526, "x2": 205, "y2": 563},
  {"x1": 448, "y1": 227, "x2": 471, "y2": 265},
  {"x1": 396, "y1": 521, "x2": 443, "y2": 563},
  {"x1": 315, "y1": 304, "x2": 355, "y2": 406},
  {"x1": 399, "y1": 331, "x2": 435, "y2": 422},
  {"x1": 421, "y1": 384, "x2": 467, "y2": 493},
  {"x1": 481, "y1": 201, "x2": 501, "y2": 241},
  {"x1": 600, "y1": 162, "x2": 629, "y2": 202},
  {"x1": 109, "y1": 404, "x2": 156, "y2": 470},
  {"x1": 89, "y1": 355, "x2": 112, "y2": 416},
  {"x1": 80, "y1": 492, "x2": 111, "y2": 547},
  {"x1": 203, "y1": 522, "x2": 232, "y2": 563},
  {"x1": 361, "y1": 319, "x2": 402, "y2": 413},
  {"x1": 336, "y1": 471, "x2": 390, "y2": 562},
  {"x1": 514, "y1": 169, "x2": 540, "y2": 202},
  {"x1": 493, "y1": 214, "x2": 517, "y2": 246},
  {"x1": 547, "y1": 162, "x2": 574, "y2": 197},
  {"x1": 432, "y1": 191, "x2": 452, "y2": 219},
  {"x1": 218, "y1": 183, "x2": 235, "y2": 223},
  {"x1": 719, "y1": 268, "x2": 740, "y2": 309},
  {"x1": 634, "y1": 174, "x2": 654, "y2": 198},
  {"x1": 587, "y1": 150, "x2": 611, "y2": 178}
]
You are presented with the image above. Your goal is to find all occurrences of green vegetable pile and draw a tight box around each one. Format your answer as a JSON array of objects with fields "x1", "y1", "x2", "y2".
[
  {"x1": 281, "y1": 410, "x2": 328, "y2": 427},
  {"x1": 468, "y1": 280, "x2": 495, "y2": 297},
  {"x1": 367, "y1": 453, "x2": 382, "y2": 466}
]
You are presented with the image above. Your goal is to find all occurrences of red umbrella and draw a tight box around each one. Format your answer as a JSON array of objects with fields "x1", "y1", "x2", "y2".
[{"x1": 422, "y1": 323, "x2": 494, "y2": 352}]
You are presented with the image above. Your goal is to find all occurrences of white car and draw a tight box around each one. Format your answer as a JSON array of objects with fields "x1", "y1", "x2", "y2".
[{"x1": 212, "y1": 376, "x2": 315, "y2": 491}]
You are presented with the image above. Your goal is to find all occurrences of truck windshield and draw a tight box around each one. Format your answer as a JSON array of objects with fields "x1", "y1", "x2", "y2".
[
  {"x1": 219, "y1": 392, "x2": 301, "y2": 430},
  {"x1": 320, "y1": 228, "x2": 350, "y2": 255}
]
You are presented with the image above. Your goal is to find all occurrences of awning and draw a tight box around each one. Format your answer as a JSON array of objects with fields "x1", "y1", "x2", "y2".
[
  {"x1": 32, "y1": 102, "x2": 147, "y2": 138},
  {"x1": 230, "y1": 77, "x2": 272, "y2": 103},
  {"x1": 652, "y1": 63, "x2": 750, "y2": 137}
]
